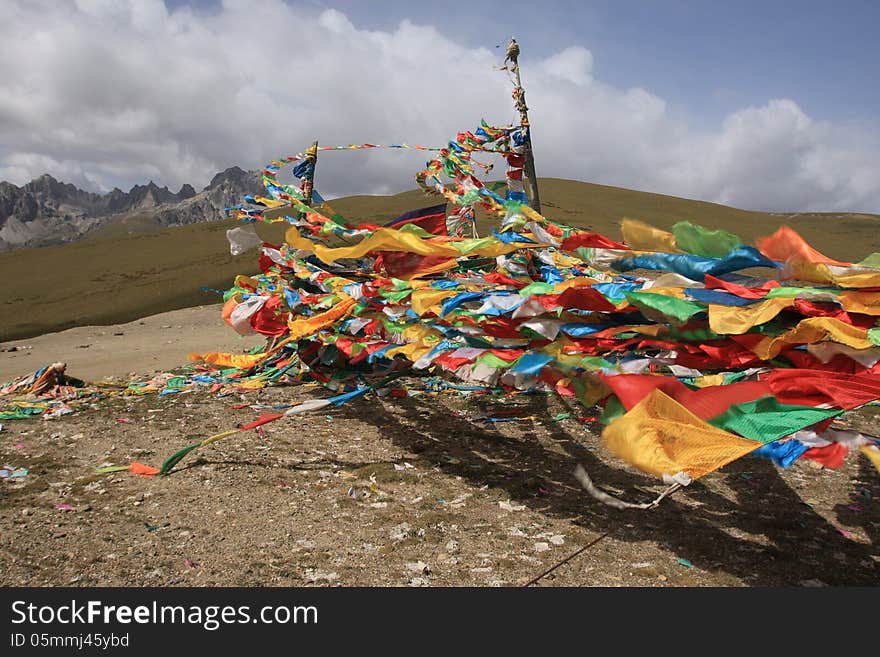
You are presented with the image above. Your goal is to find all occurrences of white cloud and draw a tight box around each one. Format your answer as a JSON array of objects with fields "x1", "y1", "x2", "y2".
[
  {"x1": 0, "y1": 0, "x2": 877, "y2": 213},
  {"x1": 541, "y1": 47, "x2": 593, "y2": 86}
]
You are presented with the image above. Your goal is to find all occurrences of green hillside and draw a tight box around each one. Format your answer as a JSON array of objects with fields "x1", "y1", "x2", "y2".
[{"x1": 2, "y1": 178, "x2": 878, "y2": 341}]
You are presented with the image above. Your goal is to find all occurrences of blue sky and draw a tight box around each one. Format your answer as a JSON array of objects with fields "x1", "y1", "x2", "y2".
[
  {"x1": 361, "y1": 1, "x2": 874, "y2": 122},
  {"x1": 1, "y1": 0, "x2": 878, "y2": 212},
  {"x1": 170, "y1": 0, "x2": 880, "y2": 127}
]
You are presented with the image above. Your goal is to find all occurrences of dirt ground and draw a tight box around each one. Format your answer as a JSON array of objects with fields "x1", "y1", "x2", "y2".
[
  {"x1": 0, "y1": 304, "x2": 263, "y2": 383},
  {"x1": 1, "y1": 307, "x2": 878, "y2": 587}
]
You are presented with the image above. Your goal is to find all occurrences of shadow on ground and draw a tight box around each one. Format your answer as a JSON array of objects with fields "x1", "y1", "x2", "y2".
[{"x1": 333, "y1": 392, "x2": 879, "y2": 586}]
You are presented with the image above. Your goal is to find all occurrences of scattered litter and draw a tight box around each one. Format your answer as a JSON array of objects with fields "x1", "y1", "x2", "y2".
[
  {"x1": 405, "y1": 561, "x2": 430, "y2": 574},
  {"x1": 130, "y1": 462, "x2": 160, "y2": 476},
  {"x1": 116, "y1": 418, "x2": 133, "y2": 424},
  {"x1": 0, "y1": 465, "x2": 28, "y2": 479},
  {"x1": 40, "y1": 404, "x2": 73, "y2": 420},
  {"x1": 676, "y1": 558, "x2": 693, "y2": 568},
  {"x1": 304, "y1": 570, "x2": 338, "y2": 583},
  {"x1": 94, "y1": 462, "x2": 159, "y2": 477},
  {"x1": 534, "y1": 531, "x2": 565, "y2": 546},
  {"x1": 834, "y1": 526, "x2": 853, "y2": 539},
  {"x1": 449, "y1": 494, "x2": 470, "y2": 508},
  {"x1": 862, "y1": 489, "x2": 872, "y2": 499},
  {"x1": 14, "y1": 443, "x2": 24, "y2": 450},
  {"x1": 389, "y1": 523, "x2": 411, "y2": 541},
  {"x1": 55, "y1": 503, "x2": 74, "y2": 511},
  {"x1": 499, "y1": 500, "x2": 526, "y2": 512},
  {"x1": 185, "y1": 559, "x2": 197, "y2": 568},
  {"x1": 847, "y1": 505, "x2": 862, "y2": 512},
  {"x1": 533, "y1": 542, "x2": 550, "y2": 553}
]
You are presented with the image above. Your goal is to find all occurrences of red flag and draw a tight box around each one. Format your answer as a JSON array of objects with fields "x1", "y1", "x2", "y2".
[
  {"x1": 383, "y1": 204, "x2": 448, "y2": 235},
  {"x1": 560, "y1": 231, "x2": 629, "y2": 251},
  {"x1": 378, "y1": 204, "x2": 452, "y2": 278}
]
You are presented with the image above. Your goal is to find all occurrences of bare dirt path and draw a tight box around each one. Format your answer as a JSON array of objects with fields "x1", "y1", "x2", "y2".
[{"x1": 0, "y1": 304, "x2": 262, "y2": 383}]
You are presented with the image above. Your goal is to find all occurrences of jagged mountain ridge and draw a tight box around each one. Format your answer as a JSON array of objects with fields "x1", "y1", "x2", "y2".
[{"x1": 0, "y1": 167, "x2": 262, "y2": 251}]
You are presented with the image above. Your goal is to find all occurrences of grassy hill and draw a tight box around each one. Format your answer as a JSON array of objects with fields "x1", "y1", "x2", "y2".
[
  {"x1": 2, "y1": 178, "x2": 878, "y2": 341},
  {"x1": 80, "y1": 211, "x2": 167, "y2": 241}
]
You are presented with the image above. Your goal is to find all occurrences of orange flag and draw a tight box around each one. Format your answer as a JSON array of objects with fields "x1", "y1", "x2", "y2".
[{"x1": 756, "y1": 225, "x2": 849, "y2": 266}]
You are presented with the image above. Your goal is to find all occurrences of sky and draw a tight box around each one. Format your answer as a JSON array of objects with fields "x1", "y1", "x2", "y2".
[{"x1": 1, "y1": 0, "x2": 878, "y2": 213}]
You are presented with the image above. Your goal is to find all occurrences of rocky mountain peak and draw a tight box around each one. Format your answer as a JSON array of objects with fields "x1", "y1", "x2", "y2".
[
  {"x1": 0, "y1": 166, "x2": 263, "y2": 251},
  {"x1": 178, "y1": 183, "x2": 196, "y2": 199},
  {"x1": 207, "y1": 166, "x2": 252, "y2": 190},
  {"x1": 25, "y1": 173, "x2": 80, "y2": 201}
]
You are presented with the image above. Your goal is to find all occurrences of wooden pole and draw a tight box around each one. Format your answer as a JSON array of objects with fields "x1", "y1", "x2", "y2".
[
  {"x1": 505, "y1": 38, "x2": 541, "y2": 214},
  {"x1": 298, "y1": 140, "x2": 319, "y2": 220}
]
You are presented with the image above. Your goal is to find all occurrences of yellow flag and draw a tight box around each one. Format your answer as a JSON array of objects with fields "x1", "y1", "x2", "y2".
[
  {"x1": 749, "y1": 316, "x2": 873, "y2": 360},
  {"x1": 411, "y1": 289, "x2": 458, "y2": 316},
  {"x1": 860, "y1": 445, "x2": 880, "y2": 474},
  {"x1": 190, "y1": 352, "x2": 269, "y2": 369},
  {"x1": 786, "y1": 260, "x2": 880, "y2": 288},
  {"x1": 287, "y1": 296, "x2": 356, "y2": 340},
  {"x1": 621, "y1": 217, "x2": 681, "y2": 253},
  {"x1": 602, "y1": 389, "x2": 759, "y2": 482},
  {"x1": 708, "y1": 297, "x2": 794, "y2": 335},
  {"x1": 285, "y1": 225, "x2": 539, "y2": 264}
]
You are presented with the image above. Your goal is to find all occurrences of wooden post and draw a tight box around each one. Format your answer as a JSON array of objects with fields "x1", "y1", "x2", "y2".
[
  {"x1": 505, "y1": 38, "x2": 541, "y2": 214},
  {"x1": 298, "y1": 140, "x2": 319, "y2": 220}
]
